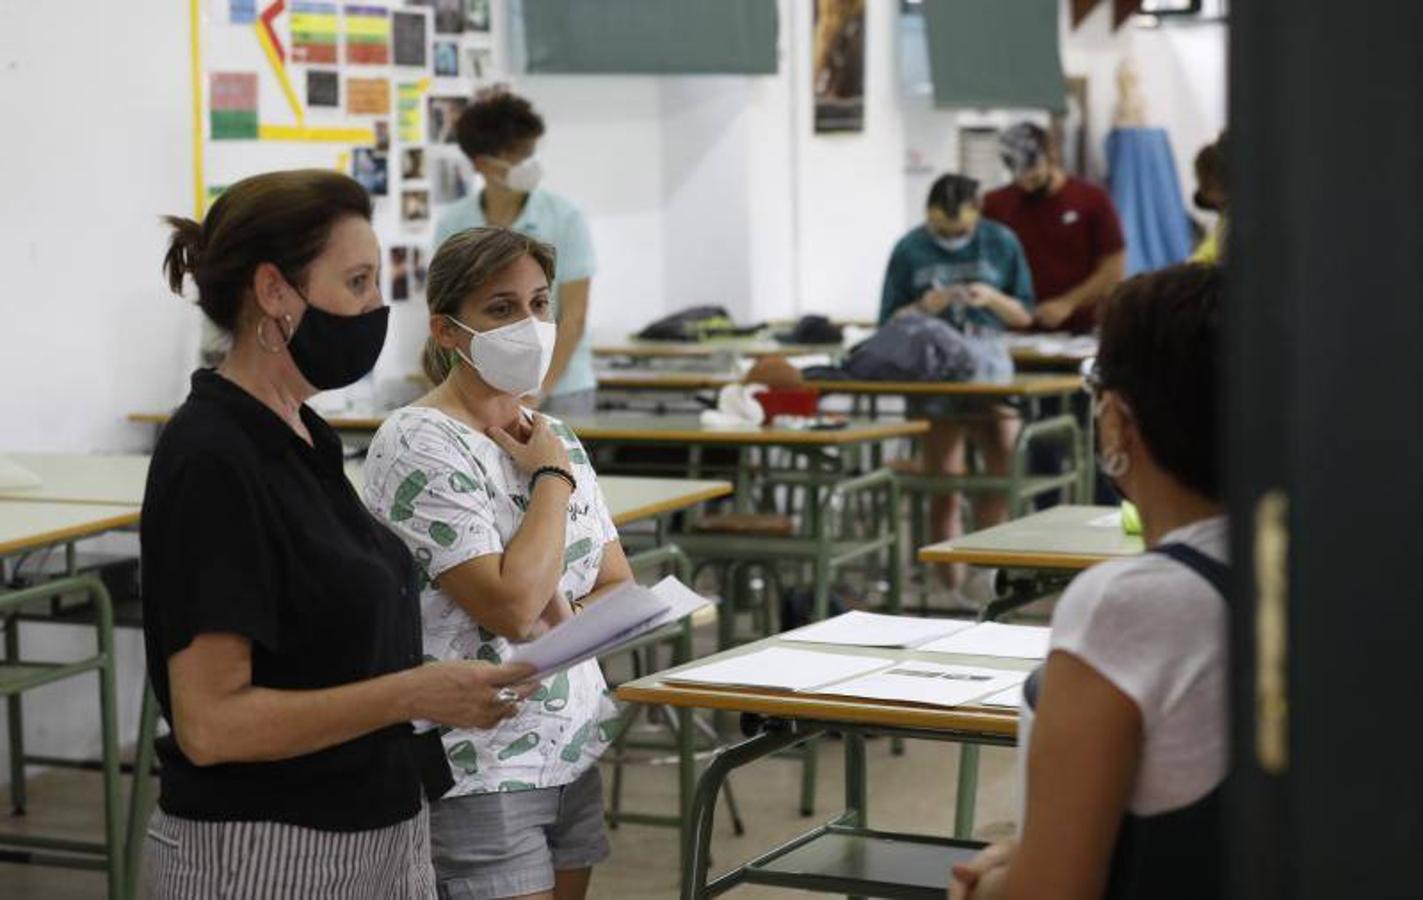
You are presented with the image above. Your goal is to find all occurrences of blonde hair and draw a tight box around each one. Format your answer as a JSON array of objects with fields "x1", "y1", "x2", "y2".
[{"x1": 421, "y1": 227, "x2": 557, "y2": 384}]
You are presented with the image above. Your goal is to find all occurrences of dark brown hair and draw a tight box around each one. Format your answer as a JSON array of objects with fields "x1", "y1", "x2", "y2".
[
  {"x1": 422, "y1": 227, "x2": 557, "y2": 384},
  {"x1": 161, "y1": 169, "x2": 372, "y2": 332},
  {"x1": 455, "y1": 88, "x2": 545, "y2": 161},
  {"x1": 1096, "y1": 263, "x2": 1223, "y2": 500}
]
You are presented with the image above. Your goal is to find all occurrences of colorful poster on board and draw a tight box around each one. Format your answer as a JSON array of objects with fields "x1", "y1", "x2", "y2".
[
  {"x1": 345, "y1": 5, "x2": 391, "y2": 65},
  {"x1": 397, "y1": 82, "x2": 424, "y2": 144},
  {"x1": 347, "y1": 77, "x2": 391, "y2": 115},
  {"x1": 812, "y1": 0, "x2": 866, "y2": 134},
  {"x1": 291, "y1": 1, "x2": 339, "y2": 64},
  {"x1": 210, "y1": 72, "x2": 258, "y2": 140}
]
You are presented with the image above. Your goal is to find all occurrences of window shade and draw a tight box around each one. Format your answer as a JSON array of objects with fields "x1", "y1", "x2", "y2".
[
  {"x1": 521, "y1": 0, "x2": 778, "y2": 75},
  {"x1": 923, "y1": 0, "x2": 1066, "y2": 112}
]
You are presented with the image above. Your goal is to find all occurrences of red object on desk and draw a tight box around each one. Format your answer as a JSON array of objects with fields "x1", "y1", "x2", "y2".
[{"x1": 754, "y1": 388, "x2": 820, "y2": 424}]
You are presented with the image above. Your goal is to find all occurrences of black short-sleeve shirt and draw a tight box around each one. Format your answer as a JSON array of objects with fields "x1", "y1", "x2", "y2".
[{"x1": 140, "y1": 369, "x2": 451, "y2": 831}]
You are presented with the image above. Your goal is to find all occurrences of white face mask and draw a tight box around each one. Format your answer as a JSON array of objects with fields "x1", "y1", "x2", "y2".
[
  {"x1": 933, "y1": 228, "x2": 975, "y2": 253},
  {"x1": 447, "y1": 315, "x2": 557, "y2": 397},
  {"x1": 487, "y1": 155, "x2": 544, "y2": 193}
]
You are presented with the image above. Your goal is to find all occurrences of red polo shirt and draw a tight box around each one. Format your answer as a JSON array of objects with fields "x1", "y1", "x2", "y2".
[{"x1": 983, "y1": 177, "x2": 1125, "y2": 333}]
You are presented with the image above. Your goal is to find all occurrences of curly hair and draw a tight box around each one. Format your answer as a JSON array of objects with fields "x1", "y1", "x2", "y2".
[{"x1": 455, "y1": 88, "x2": 546, "y2": 160}]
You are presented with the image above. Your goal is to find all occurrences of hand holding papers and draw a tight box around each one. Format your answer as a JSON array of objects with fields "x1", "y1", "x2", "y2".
[{"x1": 509, "y1": 576, "x2": 712, "y2": 678}]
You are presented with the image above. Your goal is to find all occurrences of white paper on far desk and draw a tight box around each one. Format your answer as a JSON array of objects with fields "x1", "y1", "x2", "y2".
[
  {"x1": 662, "y1": 647, "x2": 892, "y2": 692},
  {"x1": 509, "y1": 576, "x2": 713, "y2": 678},
  {"x1": 1087, "y1": 511, "x2": 1123, "y2": 529},
  {"x1": 918, "y1": 623, "x2": 1052, "y2": 660},
  {"x1": 807, "y1": 662, "x2": 1026, "y2": 708},
  {"x1": 0, "y1": 456, "x2": 41, "y2": 490},
  {"x1": 780, "y1": 610, "x2": 974, "y2": 648}
]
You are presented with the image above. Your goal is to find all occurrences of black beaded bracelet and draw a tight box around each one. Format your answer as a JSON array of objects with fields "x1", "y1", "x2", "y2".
[{"x1": 530, "y1": 465, "x2": 577, "y2": 494}]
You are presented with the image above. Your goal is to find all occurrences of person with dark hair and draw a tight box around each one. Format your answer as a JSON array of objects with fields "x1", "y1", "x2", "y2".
[
  {"x1": 984, "y1": 122, "x2": 1127, "y2": 333},
  {"x1": 949, "y1": 264, "x2": 1228, "y2": 900},
  {"x1": 435, "y1": 87, "x2": 599, "y2": 417},
  {"x1": 366, "y1": 227, "x2": 630, "y2": 899},
  {"x1": 878, "y1": 173, "x2": 1035, "y2": 597},
  {"x1": 143, "y1": 170, "x2": 536, "y2": 897},
  {"x1": 1191, "y1": 132, "x2": 1227, "y2": 263}
]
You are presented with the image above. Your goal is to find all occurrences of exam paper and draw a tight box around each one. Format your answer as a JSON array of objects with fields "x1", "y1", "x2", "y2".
[
  {"x1": 0, "y1": 457, "x2": 41, "y2": 491},
  {"x1": 917, "y1": 623, "x2": 1052, "y2": 660},
  {"x1": 807, "y1": 662, "x2": 1026, "y2": 708},
  {"x1": 1087, "y1": 511, "x2": 1123, "y2": 528},
  {"x1": 780, "y1": 610, "x2": 974, "y2": 648},
  {"x1": 662, "y1": 647, "x2": 892, "y2": 692},
  {"x1": 978, "y1": 683, "x2": 1025, "y2": 708}
]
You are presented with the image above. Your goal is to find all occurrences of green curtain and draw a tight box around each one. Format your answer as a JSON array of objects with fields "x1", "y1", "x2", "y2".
[
  {"x1": 521, "y1": 0, "x2": 778, "y2": 75},
  {"x1": 923, "y1": 0, "x2": 1066, "y2": 112}
]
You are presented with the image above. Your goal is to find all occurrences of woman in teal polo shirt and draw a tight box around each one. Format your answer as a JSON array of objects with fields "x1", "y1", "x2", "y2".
[{"x1": 435, "y1": 88, "x2": 598, "y2": 416}]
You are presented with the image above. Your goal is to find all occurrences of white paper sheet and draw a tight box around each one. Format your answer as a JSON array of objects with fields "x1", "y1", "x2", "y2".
[
  {"x1": 510, "y1": 576, "x2": 714, "y2": 678},
  {"x1": 807, "y1": 662, "x2": 1026, "y2": 708},
  {"x1": 0, "y1": 456, "x2": 41, "y2": 491},
  {"x1": 978, "y1": 683, "x2": 1025, "y2": 708},
  {"x1": 917, "y1": 623, "x2": 1052, "y2": 660},
  {"x1": 1087, "y1": 511, "x2": 1123, "y2": 529},
  {"x1": 662, "y1": 647, "x2": 892, "y2": 692},
  {"x1": 779, "y1": 610, "x2": 974, "y2": 648}
]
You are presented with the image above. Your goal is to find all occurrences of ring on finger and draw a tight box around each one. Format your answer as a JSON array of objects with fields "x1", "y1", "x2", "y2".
[{"x1": 495, "y1": 687, "x2": 520, "y2": 704}]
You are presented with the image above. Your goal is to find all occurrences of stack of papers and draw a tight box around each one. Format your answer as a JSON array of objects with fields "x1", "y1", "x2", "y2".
[
  {"x1": 779, "y1": 611, "x2": 974, "y2": 648},
  {"x1": 807, "y1": 662, "x2": 1026, "y2": 708},
  {"x1": 917, "y1": 623, "x2": 1051, "y2": 660},
  {"x1": 510, "y1": 576, "x2": 713, "y2": 677},
  {"x1": 662, "y1": 647, "x2": 1027, "y2": 709}
]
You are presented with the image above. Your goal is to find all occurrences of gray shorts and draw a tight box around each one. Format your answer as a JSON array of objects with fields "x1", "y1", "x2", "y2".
[{"x1": 429, "y1": 767, "x2": 610, "y2": 899}]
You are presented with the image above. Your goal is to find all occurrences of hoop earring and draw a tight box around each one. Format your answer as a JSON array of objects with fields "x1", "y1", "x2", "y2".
[
  {"x1": 1100, "y1": 448, "x2": 1130, "y2": 479},
  {"x1": 256, "y1": 315, "x2": 292, "y2": 353}
]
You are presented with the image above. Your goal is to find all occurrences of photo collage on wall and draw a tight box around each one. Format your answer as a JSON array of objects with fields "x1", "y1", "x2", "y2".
[{"x1": 205, "y1": 0, "x2": 499, "y2": 303}]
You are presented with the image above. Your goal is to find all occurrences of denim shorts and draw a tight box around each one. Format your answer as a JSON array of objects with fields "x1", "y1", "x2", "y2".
[{"x1": 429, "y1": 767, "x2": 610, "y2": 899}]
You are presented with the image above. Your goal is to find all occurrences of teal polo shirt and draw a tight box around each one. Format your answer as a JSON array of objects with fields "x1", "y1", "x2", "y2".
[{"x1": 434, "y1": 189, "x2": 597, "y2": 397}]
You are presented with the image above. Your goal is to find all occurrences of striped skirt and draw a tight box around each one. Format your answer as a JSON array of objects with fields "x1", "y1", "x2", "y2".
[{"x1": 141, "y1": 807, "x2": 435, "y2": 899}]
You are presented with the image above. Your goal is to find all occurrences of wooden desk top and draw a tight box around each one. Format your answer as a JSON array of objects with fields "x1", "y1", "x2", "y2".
[
  {"x1": 601, "y1": 477, "x2": 733, "y2": 526},
  {"x1": 596, "y1": 370, "x2": 739, "y2": 391},
  {"x1": 593, "y1": 340, "x2": 843, "y2": 360},
  {"x1": 616, "y1": 634, "x2": 1025, "y2": 737},
  {"x1": 0, "y1": 453, "x2": 151, "y2": 506},
  {"x1": 918, "y1": 505, "x2": 1142, "y2": 570},
  {"x1": 559, "y1": 415, "x2": 929, "y2": 446},
  {"x1": 811, "y1": 374, "x2": 1082, "y2": 398},
  {"x1": 0, "y1": 501, "x2": 141, "y2": 556}
]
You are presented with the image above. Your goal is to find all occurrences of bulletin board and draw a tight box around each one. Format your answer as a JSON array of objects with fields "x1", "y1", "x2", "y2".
[{"x1": 189, "y1": 0, "x2": 503, "y2": 314}]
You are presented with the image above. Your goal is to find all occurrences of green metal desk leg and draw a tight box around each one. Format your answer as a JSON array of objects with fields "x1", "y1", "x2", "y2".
[
  {"x1": 675, "y1": 620, "x2": 696, "y2": 883},
  {"x1": 125, "y1": 680, "x2": 161, "y2": 898},
  {"x1": 844, "y1": 732, "x2": 867, "y2": 828},
  {"x1": 954, "y1": 744, "x2": 980, "y2": 839},
  {"x1": 5, "y1": 614, "x2": 25, "y2": 815},
  {"x1": 92, "y1": 579, "x2": 125, "y2": 900},
  {"x1": 683, "y1": 727, "x2": 812, "y2": 900}
]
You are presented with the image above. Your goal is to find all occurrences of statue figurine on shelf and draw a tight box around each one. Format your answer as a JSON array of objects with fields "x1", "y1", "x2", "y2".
[{"x1": 1113, "y1": 57, "x2": 1148, "y2": 128}]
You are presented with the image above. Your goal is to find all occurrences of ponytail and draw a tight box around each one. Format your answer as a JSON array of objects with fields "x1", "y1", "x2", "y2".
[
  {"x1": 421, "y1": 336, "x2": 457, "y2": 385},
  {"x1": 161, "y1": 215, "x2": 204, "y2": 296}
]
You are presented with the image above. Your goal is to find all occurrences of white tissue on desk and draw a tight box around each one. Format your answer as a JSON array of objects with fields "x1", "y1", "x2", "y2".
[{"x1": 700, "y1": 383, "x2": 765, "y2": 427}]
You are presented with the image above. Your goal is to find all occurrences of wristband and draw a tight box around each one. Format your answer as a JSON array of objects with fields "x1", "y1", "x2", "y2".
[{"x1": 530, "y1": 465, "x2": 577, "y2": 494}]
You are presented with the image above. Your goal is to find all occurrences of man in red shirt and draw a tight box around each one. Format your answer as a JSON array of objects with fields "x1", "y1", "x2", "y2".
[{"x1": 983, "y1": 123, "x2": 1126, "y2": 333}]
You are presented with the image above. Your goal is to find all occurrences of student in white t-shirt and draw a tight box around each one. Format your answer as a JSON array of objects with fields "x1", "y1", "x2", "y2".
[
  {"x1": 950, "y1": 264, "x2": 1228, "y2": 900},
  {"x1": 364, "y1": 227, "x2": 631, "y2": 900}
]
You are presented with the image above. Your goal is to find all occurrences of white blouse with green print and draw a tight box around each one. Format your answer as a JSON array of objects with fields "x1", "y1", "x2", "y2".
[{"x1": 363, "y1": 406, "x2": 619, "y2": 797}]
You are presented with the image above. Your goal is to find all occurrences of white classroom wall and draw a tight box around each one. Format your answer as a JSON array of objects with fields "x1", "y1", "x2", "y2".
[{"x1": 0, "y1": 0, "x2": 1225, "y2": 782}]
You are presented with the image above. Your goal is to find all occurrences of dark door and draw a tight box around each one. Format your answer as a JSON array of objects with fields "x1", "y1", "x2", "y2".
[{"x1": 1228, "y1": 3, "x2": 1423, "y2": 897}]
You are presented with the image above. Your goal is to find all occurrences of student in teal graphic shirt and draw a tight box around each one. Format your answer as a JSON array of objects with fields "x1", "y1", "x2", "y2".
[
  {"x1": 878, "y1": 174, "x2": 1035, "y2": 602},
  {"x1": 436, "y1": 88, "x2": 598, "y2": 416}
]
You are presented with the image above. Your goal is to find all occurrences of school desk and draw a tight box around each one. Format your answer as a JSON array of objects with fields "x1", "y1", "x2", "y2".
[{"x1": 618, "y1": 635, "x2": 1026, "y2": 899}]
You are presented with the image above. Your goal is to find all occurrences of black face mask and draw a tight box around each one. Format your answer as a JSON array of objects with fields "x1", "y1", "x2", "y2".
[{"x1": 285, "y1": 291, "x2": 390, "y2": 391}]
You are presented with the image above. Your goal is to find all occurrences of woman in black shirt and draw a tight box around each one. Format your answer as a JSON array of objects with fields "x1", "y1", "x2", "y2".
[{"x1": 141, "y1": 170, "x2": 536, "y2": 898}]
